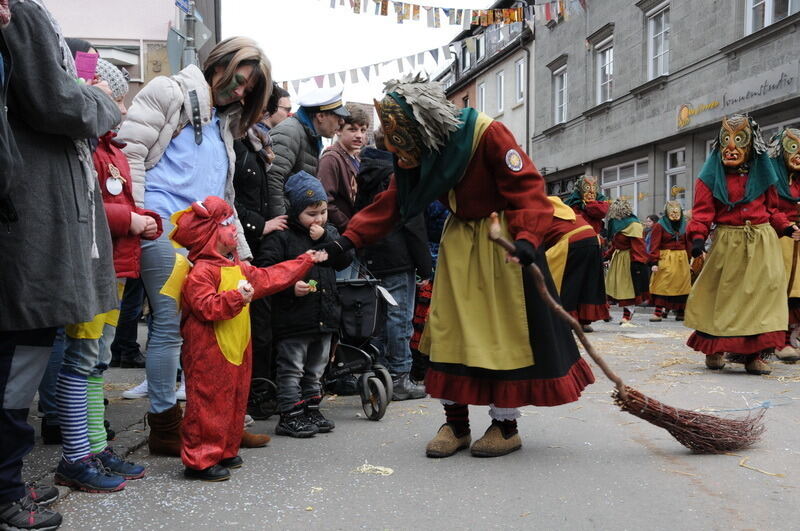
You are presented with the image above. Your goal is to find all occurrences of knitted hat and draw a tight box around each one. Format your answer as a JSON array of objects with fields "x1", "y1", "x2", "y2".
[
  {"x1": 285, "y1": 171, "x2": 327, "y2": 216},
  {"x1": 95, "y1": 59, "x2": 129, "y2": 100}
]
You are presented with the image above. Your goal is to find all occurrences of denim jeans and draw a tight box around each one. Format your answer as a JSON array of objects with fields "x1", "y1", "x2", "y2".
[
  {"x1": 275, "y1": 333, "x2": 331, "y2": 412},
  {"x1": 335, "y1": 255, "x2": 361, "y2": 281},
  {"x1": 140, "y1": 220, "x2": 186, "y2": 413},
  {"x1": 111, "y1": 277, "x2": 145, "y2": 361},
  {"x1": 37, "y1": 328, "x2": 65, "y2": 422},
  {"x1": 376, "y1": 271, "x2": 416, "y2": 375},
  {"x1": 62, "y1": 322, "x2": 116, "y2": 378}
]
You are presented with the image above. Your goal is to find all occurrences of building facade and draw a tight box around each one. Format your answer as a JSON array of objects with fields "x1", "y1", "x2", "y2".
[
  {"x1": 531, "y1": 0, "x2": 800, "y2": 217},
  {"x1": 437, "y1": 0, "x2": 534, "y2": 154}
]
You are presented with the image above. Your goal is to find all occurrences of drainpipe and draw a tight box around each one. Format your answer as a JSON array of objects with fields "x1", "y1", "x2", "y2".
[{"x1": 519, "y1": 26, "x2": 532, "y2": 154}]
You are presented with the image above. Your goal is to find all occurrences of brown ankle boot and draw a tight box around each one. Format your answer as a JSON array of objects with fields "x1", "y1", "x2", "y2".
[
  {"x1": 745, "y1": 355, "x2": 772, "y2": 375},
  {"x1": 241, "y1": 430, "x2": 270, "y2": 448},
  {"x1": 147, "y1": 403, "x2": 182, "y2": 456},
  {"x1": 704, "y1": 353, "x2": 726, "y2": 370}
]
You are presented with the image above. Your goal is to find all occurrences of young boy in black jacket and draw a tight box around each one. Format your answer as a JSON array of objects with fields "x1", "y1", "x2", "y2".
[{"x1": 255, "y1": 171, "x2": 352, "y2": 437}]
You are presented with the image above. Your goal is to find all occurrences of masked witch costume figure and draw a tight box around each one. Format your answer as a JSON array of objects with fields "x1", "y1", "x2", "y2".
[
  {"x1": 563, "y1": 176, "x2": 609, "y2": 236},
  {"x1": 604, "y1": 199, "x2": 649, "y2": 325},
  {"x1": 166, "y1": 196, "x2": 320, "y2": 481},
  {"x1": 647, "y1": 201, "x2": 691, "y2": 322},
  {"x1": 544, "y1": 196, "x2": 610, "y2": 333},
  {"x1": 319, "y1": 76, "x2": 594, "y2": 458},
  {"x1": 770, "y1": 127, "x2": 800, "y2": 363},
  {"x1": 685, "y1": 114, "x2": 797, "y2": 375}
]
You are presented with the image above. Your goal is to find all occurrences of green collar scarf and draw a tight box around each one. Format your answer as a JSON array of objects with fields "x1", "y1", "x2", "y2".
[
  {"x1": 563, "y1": 188, "x2": 607, "y2": 208},
  {"x1": 697, "y1": 148, "x2": 777, "y2": 209},
  {"x1": 657, "y1": 215, "x2": 686, "y2": 237},
  {"x1": 771, "y1": 157, "x2": 800, "y2": 203},
  {"x1": 393, "y1": 104, "x2": 479, "y2": 222},
  {"x1": 608, "y1": 216, "x2": 639, "y2": 239}
]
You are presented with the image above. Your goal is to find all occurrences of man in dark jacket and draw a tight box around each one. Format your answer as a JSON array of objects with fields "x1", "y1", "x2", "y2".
[
  {"x1": 356, "y1": 142, "x2": 431, "y2": 400},
  {"x1": 265, "y1": 87, "x2": 349, "y2": 218},
  {"x1": 0, "y1": 1, "x2": 120, "y2": 529}
]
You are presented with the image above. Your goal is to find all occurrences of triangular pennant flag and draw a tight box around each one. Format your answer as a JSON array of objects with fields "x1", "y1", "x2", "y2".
[
  {"x1": 374, "y1": 0, "x2": 381, "y2": 15},
  {"x1": 395, "y1": 2, "x2": 404, "y2": 23},
  {"x1": 412, "y1": 4, "x2": 420, "y2": 20},
  {"x1": 353, "y1": 0, "x2": 361, "y2": 13},
  {"x1": 403, "y1": 2, "x2": 411, "y2": 19},
  {"x1": 417, "y1": 52, "x2": 425, "y2": 66},
  {"x1": 350, "y1": 68, "x2": 359, "y2": 83},
  {"x1": 407, "y1": 54, "x2": 416, "y2": 69},
  {"x1": 328, "y1": 73, "x2": 337, "y2": 86},
  {"x1": 448, "y1": 8, "x2": 456, "y2": 25},
  {"x1": 291, "y1": 79, "x2": 300, "y2": 94},
  {"x1": 374, "y1": 63, "x2": 380, "y2": 76},
  {"x1": 338, "y1": 71, "x2": 347, "y2": 84},
  {"x1": 471, "y1": 10, "x2": 480, "y2": 26},
  {"x1": 433, "y1": 7, "x2": 441, "y2": 27},
  {"x1": 314, "y1": 75, "x2": 325, "y2": 88},
  {"x1": 426, "y1": 6, "x2": 434, "y2": 27},
  {"x1": 361, "y1": 65, "x2": 371, "y2": 81},
  {"x1": 396, "y1": 57, "x2": 404, "y2": 72},
  {"x1": 455, "y1": 8, "x2": 463, "y2": 26},
  {"x1": 380, "y1": 0, "x2": 388, "y2": 16},
  {"x1": 330, "y1": 0, "x2": 336, "y2": 8},
  {"x1": 462, "y1": 9, "x2": 471, "y2": 29},
  {"x1": 544, "y1": 3, "x2": 552, "y2": 22},
  {"x1": 430, "y1": 48, "x2": 439, "y2": 63}
]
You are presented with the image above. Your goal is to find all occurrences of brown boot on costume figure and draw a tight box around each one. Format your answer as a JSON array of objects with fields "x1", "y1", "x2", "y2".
[
  {"x1": 704, "y1": 353, "x2": 726, "y2": 370},
  {"x1": 425, "y1": 424, "x2": 471, "y2": 458},
  {"x1": 241, "y1": 430, "x2": 270, "y2": 448},
  {"x1": 470, "y1": 423, "x2": 522, "y2": 457},
  {"x1": 147, "y1": 403, "x2": 182, "y2": 456},
  {"x1": 775, "y1": 346, "x2": 800, "y2": 363},
  {"x1": 745, "y1": 354, "x2": 772, "y2": 375}
]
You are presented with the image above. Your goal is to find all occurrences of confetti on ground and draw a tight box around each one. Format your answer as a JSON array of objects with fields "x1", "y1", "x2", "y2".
[
  {"x1": 310, "y1": 487, "x2": 323, "y2": 493},
  {"x1": 738, "y1": 457, "x2": 785, "y2": 477},
  {"x1": 326, "y1": 395, "x2": 338, "y2": 401},
  {"x1": 305, "y1": 506, "x2": 314, "y2": 512},
  {"x1": 355, "y1": 462, "x2": 394, "y2": 476}
]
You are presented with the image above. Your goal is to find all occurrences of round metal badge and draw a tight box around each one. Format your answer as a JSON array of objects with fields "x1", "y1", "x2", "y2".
[
  {"x1": 505, "y1": 149, "x2": 523, "y2": 172},
  {"x1": 105, "y1": 177, "x2": 123, "y2": 196}
]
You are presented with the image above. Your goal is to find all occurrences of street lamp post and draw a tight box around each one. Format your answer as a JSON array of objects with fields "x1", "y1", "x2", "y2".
[{"x1": 182, "y1": 0, "x2": 198, "y2": 67}]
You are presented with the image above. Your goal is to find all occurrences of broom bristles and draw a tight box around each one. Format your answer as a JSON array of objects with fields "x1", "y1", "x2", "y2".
[{"x1": 613, "y1": 386, "x2": 766, "y2": 454}]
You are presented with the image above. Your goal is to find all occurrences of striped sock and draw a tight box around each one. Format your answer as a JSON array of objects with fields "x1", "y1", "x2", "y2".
[
  {"x1": 87, "y1": 375, "x2": 107, "y2": 454},
  {"x1": 56, "y1": 370, "x2": 91, "y2": 462},
  {"x1": 443, "y1": 403, "x2": 469, "y2": 437}
]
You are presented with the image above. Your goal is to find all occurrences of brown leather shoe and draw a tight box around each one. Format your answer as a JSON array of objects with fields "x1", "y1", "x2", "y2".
[
  {"x1": 745, "y1": 356, "x2": 772, "y2": 375},
  {"x1": 649, "y1": 315, "x2": 662, "y2": 322},
  {"x1": 704, "y1": 353, "x2": 726, "y2": 370},
  {"x1": 470, "y1": 424, "x2": 522, "y2": 457},
  {"x1": 241, "y1": 430, "x2": 270, "y2": 448},
  {"x1": 775, "y1": 346, "x2": 800, "y2": 363},
  {"x1": 425, "y1": 424, "x2": 471, "y2": 458},
  {"x1": 147, "y1": 403, "x2": 182, "y2": 456}
]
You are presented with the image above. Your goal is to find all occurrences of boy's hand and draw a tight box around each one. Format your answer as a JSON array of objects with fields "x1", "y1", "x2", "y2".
[
  {"x1": 309, "y1": 223, "x2": 325, "y2": 241},
  {"x1": 305, "y1": 249, "x2": 328, "y2": 263},
  {"x1": 263, "y1": 215, "x2": 288, "y2": 235},
  {"x1": 238, "y1": 281, "x2": 254, "y2": 304},
  {"x1": 294, "y1": 280, "x2": 312, "y2": 297}
]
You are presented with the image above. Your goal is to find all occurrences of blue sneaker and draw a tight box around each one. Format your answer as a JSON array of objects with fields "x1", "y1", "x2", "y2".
[
  {"x1": 95, "y1": 447, "x2": 146, "y2": 480},
  {"x1": 54, "y1": 456, "x2": 126, "y2": 493}
]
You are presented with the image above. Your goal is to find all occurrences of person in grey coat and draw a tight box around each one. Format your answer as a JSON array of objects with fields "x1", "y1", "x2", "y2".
[
  {"x1": 265, "y1": 86, "x2": 349, "y2": 218},
  {"x1": 0, "y1": 0, "x2": 120, "y2": 528}
]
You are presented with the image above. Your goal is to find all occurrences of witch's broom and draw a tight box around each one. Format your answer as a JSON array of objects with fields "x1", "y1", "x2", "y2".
[{"x1": 488, "y1": 213, "x2": 765, "y2": 453}]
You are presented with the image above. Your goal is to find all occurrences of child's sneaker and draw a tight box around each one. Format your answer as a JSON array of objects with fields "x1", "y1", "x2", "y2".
[
  {"x1": 95, "y1": 447, "x2": 146, "y2": 479},
  {"x1": 122, "y1": 379, "x2": 148, "y2": 399},
  {"x1": 304, "y1": 398, "x2": 335, "y2": 433},
  {"x1": 0, "y1": 495, "x2": 62, "y2": 531},
  {"x1": 54, "y1": 456, "x2": 126, "y2": 493},
  {"x1": 275, "y1": 407, "x2": 319, "y2": 438}
]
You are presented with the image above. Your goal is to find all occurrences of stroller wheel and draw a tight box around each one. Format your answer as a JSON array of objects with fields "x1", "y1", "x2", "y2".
[
  {"x1": 372, "y1": 364, "x2": 393, "y2": 402},
  {"x1": 248, "y1": 378, "x2": 278, "y2": 421},
  {"x1": 360, "y1": 375, "x2": 388, "y2": 421}
]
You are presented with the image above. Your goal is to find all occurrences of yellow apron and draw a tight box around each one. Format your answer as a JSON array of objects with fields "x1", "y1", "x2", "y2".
[
  {"x1": 418, "y1": 212, "x2": 533, "y2": 371},
  {"x1": 685, "y1": 222, "x2": 787, "y2": 336},
  {"x1": 649, "y1": 249, "x2": 691, "y2": 296},
  {"x1": 780, "y1": 236, "x2": 800, "y2": 298}
]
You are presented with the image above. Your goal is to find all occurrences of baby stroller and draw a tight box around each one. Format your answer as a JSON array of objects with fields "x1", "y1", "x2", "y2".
[{"x1": 326, "y1": 277, "x2": 394, "y2": 421}]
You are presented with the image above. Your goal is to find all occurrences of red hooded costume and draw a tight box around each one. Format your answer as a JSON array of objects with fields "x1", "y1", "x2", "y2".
[{"x1": 171, "y1": 197, "x2": 314, "y2": 470}]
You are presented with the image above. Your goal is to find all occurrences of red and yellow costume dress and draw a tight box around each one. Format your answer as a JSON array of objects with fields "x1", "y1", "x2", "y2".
[
  {"x1": 604, "y1": 220, "x2": 649, "y2": 307},
  {"x1": 344, "y1": 118, "x2": 594, "y2": 408},
  {"x1": 544, "y1": 197, "x2": 610, "y2": 325},
  {"x1": 168, "y1": 198, "x2": 314, "y2": 470},
  {"x1": 647, "y1": 222, "x2": 691, "y2": 312},
  {"x1": 685, "y1": 175, "x2": 789, "y2": 355},
  {"x1": 775, "y1": 179, "x2": 800, "y2": 328}
]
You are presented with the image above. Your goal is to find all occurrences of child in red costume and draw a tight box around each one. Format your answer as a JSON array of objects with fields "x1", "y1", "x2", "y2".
[{"x1": 169, "y1": 196, "x2": 325, "y2": 481}]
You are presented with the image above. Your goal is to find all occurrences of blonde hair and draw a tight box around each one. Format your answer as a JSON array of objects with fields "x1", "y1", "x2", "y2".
[{"x1": 203, "y1": 36, "x2": 272, "y2": 137}]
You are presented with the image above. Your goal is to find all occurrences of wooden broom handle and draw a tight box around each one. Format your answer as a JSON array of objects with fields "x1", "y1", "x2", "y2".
[{"x1": 488, "y1": 212, "x2": 628, "y2": 400}]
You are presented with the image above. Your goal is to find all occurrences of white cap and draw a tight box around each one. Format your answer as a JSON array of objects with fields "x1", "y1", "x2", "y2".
[{"x1": 298, "y1": 86, "x2": 350, "y2": 117}]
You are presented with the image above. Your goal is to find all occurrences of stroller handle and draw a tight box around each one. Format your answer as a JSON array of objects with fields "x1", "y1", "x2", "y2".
[{"x1": 335, "y1": 278, "x2": 382, "y2": 287}]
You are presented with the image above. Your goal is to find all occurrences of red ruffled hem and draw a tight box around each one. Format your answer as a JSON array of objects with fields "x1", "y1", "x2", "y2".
[
  {"x1": 687, "y1": 331, "x2": 785, "y2": 355},
  {"x1": 570, "y1": 303, "x2": 610, "y2": 324},
  {"x1": 651, "y1": 295, "x2": 687, "y2": 310},
  {"x1": 424, "y1": 358, "x2": 595, "y2": 408},
  {"x1": 608, "y1": 294, "x2": 648, "y2": 307}
]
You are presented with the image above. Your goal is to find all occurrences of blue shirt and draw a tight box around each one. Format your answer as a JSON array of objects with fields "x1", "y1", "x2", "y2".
[{"x1": 144, "y1": 114, "x2": 228, "y2": 220}]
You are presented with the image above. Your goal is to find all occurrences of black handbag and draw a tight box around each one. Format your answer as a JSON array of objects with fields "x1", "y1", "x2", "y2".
[{"x1": 337, "y1": 279, "x2": 384, "y2": 341}]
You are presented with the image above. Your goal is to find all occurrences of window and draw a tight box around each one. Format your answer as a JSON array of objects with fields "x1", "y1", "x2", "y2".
[
  {"x1": 514, "y1": 58, "x2": 525, "y2": 103},
  {"x1": 746, "y1": 0, "x2": 800, "y2": 34},
  {"x1": 477, "y1": 82, "x2": 485, "y2": 112},
  {"x1": 601, "y1": 159, "x2": 650, "y2": 215},
  {"x1": 476, "y1": 34, "x2": 485, "y2": 62},
  {"x1": 461, "y1": 44, "x2": 471, "y2": 72},
  {"x1": 496, "y1": 71, "x2": 504, "y2": 113},
  {"x1": 595, "y1": 39, "x2": 613, "y2": 103},
  {"x1": 462, "y1": 95, "x2": 470, "y2": 109},
  {"x1": 647, "y1": 4, "x2": 670, "y2": 79},
  {"x1": 665, "y1": 148, "x2": 689, "y2": 208},
  {"x1": 553, "y1": 66, "x2": 567, "y2": 124}
]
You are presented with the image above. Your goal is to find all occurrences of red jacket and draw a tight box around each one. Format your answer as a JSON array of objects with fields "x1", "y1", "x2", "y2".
[
  {"x1": 571, "y1": 200, "x2": 608, "y2": 235},
  {"x1": 94, "y1": 132, "x2": 162, "y2": 278},
  {"x1": 647, "y1": 222, "x2": 690, "y2": 263}
]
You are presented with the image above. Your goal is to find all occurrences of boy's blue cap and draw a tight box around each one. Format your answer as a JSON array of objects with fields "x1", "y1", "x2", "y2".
[{"x1": 285, "y1": 171, "x2": 327, "y2": 215}]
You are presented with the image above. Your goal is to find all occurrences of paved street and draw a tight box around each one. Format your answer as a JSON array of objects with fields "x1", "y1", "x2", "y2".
[{"x1": 25, "y1": 310, "x2": 800, "y2": 530}]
